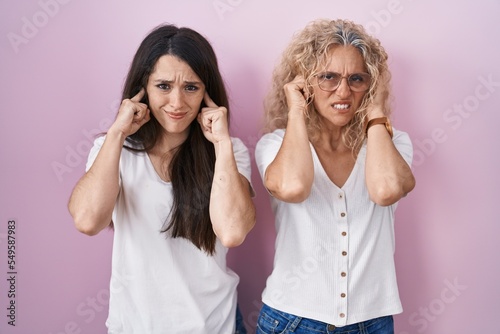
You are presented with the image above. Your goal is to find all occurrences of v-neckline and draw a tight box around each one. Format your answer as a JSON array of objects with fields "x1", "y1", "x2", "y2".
[
  {"x1": 146, "y1": 152, "x2": 171, "y2": 184},
  {"x1": 310, "y1": 142, "x2": 361, "y2": 191}
]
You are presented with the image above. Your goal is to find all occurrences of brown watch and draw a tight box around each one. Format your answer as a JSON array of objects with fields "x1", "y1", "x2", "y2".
[{"x1": 366, "y1": 117, "x2": 393, "y2": 138}]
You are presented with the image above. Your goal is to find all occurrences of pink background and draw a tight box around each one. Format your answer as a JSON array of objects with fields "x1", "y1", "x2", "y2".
[{"x1": 1, "y1": 1, "x2": 499, "y2": 333}]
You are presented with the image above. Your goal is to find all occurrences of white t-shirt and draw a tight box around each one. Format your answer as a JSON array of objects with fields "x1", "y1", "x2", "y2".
[
  {"x1": 255, "y1": 128, "x2": 413, "y2": 326},
  {"x1": 86, "y1": 136, "x2": 252, "y2": 334}
]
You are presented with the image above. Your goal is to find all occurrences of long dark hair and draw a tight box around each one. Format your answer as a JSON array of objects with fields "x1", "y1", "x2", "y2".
[{"x1": 121, "y1": 24, "x2": 230, "y2": 255}]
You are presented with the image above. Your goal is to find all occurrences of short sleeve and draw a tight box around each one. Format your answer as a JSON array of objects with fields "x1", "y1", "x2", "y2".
[
  {"x1": 85, "y1": 136, "x2": 106, "y2": 172},
  {"x1": 254, "y1": 129, "x2": 285, "y2": 182},
  {"x1": 85, "y1": 135, "x2": 123, "y2": 188},
  {"x1": 230, "y1": 137, "x2": 253, "y2": 192},
  {"x1": 392, "y1": 129, "x2": 414, "y2": 168}
]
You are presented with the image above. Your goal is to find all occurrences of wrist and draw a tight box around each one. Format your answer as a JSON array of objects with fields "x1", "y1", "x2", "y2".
[
  {"x1": 106, "y1": 127, "x2": 128, "y2": 143},
  {"x1": 365, "y1": 116, "x2": 393, "y2": 138},
  {"x1": 367, "y1": 107, "x2": 385, "y2": 120},
  {"x1": 288, "y1": 107, "x2": 307, "y2": 119},
  {"x1": 214, "y1": 137, "x2": 233, "y2": 156}
]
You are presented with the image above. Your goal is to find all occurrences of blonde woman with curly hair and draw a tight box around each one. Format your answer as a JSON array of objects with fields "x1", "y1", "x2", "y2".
[{"x1": 255, "y1": 19, "x2": 416, "y2": 333}]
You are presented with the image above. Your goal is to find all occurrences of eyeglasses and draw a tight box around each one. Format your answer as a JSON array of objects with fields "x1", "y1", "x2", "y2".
[{"x1": 315, "y1": 72, "x2": 371, "y2": 92}]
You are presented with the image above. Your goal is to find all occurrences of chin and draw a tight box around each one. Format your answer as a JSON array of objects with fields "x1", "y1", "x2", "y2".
[{"x1": 322, "y1": 113, "x2": 353, "y2": 126}]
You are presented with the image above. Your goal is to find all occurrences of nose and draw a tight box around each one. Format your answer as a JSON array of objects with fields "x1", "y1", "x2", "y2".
[
  {"x1": 335, "y1": 77, "x2": 352, "y2": 99},
  {"x1": 168, "y1": 88, "x2": 184, "y2": 110}
]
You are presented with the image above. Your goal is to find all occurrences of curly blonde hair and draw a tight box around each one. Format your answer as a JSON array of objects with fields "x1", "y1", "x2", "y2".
[{"x1": 263, "y1": 18, "x2": 391, "y2": 154}]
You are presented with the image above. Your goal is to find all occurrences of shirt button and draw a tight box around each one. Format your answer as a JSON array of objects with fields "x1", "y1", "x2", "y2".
[
  {"x1": 341, "y1": 272, "x2": 346, "y2": 277},
  {"x1": 340, "y1": 212, "x2": 346, "y2": 217},
  {"x1": 340, "y1": 313, "x2": 345, "y2": 318},
  {"x1": 341, "y1": 293, "x2": 346, "y2": 298},
  {"x1": 342, "y1": 251, "x2": 347, "y2": 256},
  {"x1": 338, "y1": 193, "x2": 343, "y2": 199},
  {"x1": 341, "y1": 231, "x2": 347, "y2": 236}
]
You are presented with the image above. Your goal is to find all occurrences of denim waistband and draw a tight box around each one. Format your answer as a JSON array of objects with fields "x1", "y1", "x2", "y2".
[{"x1": 257, "y1": 303, "x2": 394, "y2": 334}]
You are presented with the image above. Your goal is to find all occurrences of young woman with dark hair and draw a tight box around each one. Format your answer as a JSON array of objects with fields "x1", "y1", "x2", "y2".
[{"x1": 68, "y1": 24, "x2": 255, "y2": 333}]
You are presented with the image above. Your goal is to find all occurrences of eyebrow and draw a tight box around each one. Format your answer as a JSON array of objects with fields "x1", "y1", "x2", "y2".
[
  {"x1": 153, "y1": 79, "x2": 202, "y2": 85},
  {"x1": 317, "y1": 71, "x2": 371, "y2": 78},
  {"x1": 319, "y1": 71, "x2": 368, "y2": 74}
]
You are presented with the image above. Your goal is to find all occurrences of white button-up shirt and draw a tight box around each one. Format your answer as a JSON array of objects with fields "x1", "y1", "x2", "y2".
[{"x1": 255, "y1": 128, "x2": 413, "y2": 326}]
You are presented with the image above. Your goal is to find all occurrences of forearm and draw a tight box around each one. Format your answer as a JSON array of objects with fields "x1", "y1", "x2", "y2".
[
  {"x1": 68, "y1": 129, "x2": 125, "y2": 235},
  {"x1": 365, "y1": 124, "x2": 416, "y2": 206},
  {"x1": 265, "y1": 111, "x2": 314, "y2": 202},
  {"x1": 210, "y1": 139, "x2": 255, "y2": 248}
]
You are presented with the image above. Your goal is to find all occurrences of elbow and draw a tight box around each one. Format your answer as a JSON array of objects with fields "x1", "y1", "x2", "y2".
[
  {"x1": 74, "y1": 217, "x2": 102, "y2": 236},
  {"x1": 217, "y1": 212, "x2": 256, "y2": 249},
  {"x1": 77, "y1": 226, "x2": 101, "y2": 237},
  {"x1": 369, "y1": 189, "x2": 399, "y2": 207},
  {"x1": 281, "y1": 188, "x2": 311, "y2": 203},
  {"x1": 369, "y1": 177, "x2": 416, "y2": 207},
  {"x1": 405, "y1": 174, "x2": 417, "y2": 195},
  {"x1": 218, "y1": 229, "x2": 247, "y2": 248},
  {"x1": 219, "y1": 234, "x2": 245, "y2": 248},
  {"x1": 368, "y1": 182, "x2": 405, "y2": 206},
  {"x1": 266, "y1": 178, "x2": 311, "y2": 203},
  {"x1": 69, "y1": 208, "x2": 107, "y2": 236}
]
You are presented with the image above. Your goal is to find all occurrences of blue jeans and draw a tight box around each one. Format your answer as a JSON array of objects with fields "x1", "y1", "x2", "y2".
[
  {"x1": 256, "y1": 304, "x2": 393, "y2": 334},
  {"x1": 235, "y1": 304, "x2": 247, "y2": 334}
]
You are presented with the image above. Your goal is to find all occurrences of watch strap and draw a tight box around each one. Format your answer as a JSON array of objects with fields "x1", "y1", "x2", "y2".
[{"x1": 365, "y1": 117, "x2": 393, "y2": 138}]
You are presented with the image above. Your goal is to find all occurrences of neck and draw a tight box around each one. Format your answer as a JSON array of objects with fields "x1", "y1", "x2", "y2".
[
  {"x1": 151, "y1": 130, "x2": 189, "y2": 156},
  {"x1": 314, "y1": 124, "x2": 349, "y2": 153}
]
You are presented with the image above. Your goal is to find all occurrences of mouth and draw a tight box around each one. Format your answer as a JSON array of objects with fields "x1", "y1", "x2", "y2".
[
  {"x1": 166, "y1": 112, "x2": 187, "y2": 120},
  {"x1": 332, "y1": 103, "x2": 351, "y2": 111}
]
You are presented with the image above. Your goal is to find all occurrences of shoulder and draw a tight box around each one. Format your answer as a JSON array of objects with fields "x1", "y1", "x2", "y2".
[
  {"x1": 90, "y1": 135, "x2": 145, "y2": 151},
  {"x1": 392, "y1": 128, "x2": 411, "y2": 143},
  {"x1": 391, "y1": 128, "x2": 414, "y2": 165},
  {"x1": 256, "y1": 129, "x2": 285, "y2": 149},
  {"x1": 391, "y1": 128, "x2": 413, "y2": 151},
  {"x1": 259, "y1": 129, "x2": 285, "y2": 141},
  {"x1": 254, "y1": 129, "x2": 286, "y2": 174},
  {"x1": 86, "y1": 135, "x2": 106, "y2": 171},
  {"x1": 86, "y1": 135, "x2": 144, "y2": 169},
  {"x1": 229, "y1": 137, "x2": 251, "y2": 161},
  {"x1": 230, "y1": 136, "x2": 248, "y2": 152},
  {"x1": 228, "y1": 136, "x2": 251, "y2": 157},
  {"x1": 91, "y1": 135, "x2": 106, "y2": 148},
  {"x1": 229, "y1": 136, "x2": 252, "y2": 184}
]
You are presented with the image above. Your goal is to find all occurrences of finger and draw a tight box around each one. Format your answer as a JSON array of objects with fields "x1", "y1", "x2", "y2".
[
  {"x1": 131, "y1": 88, "x2": 145, "y2": 102},
  {"x1": 132, "y1": 106, "x2": 143, "y2": 118},
  {"x1": 285, "y1": 76, "x2": 304, "y2": 92},
  {"x1": 203, "y1": 92, "x2": 218, "y2": 108},
  {"x1": 120, "y1": 99, "x2": 141, "y2": 117},
  {"x1": 133, "y1": 105, "x2": 150, "y2": 120},
  {"x1": 132, "y1": 108, "x2": 149, "y2": 125},
  {"x1": 138, "y1": 109, "x2": 151, "y2": 125},
  {"x1": 293, "y1": 75, "x2": 305, "y2": 87},
  {"x1": 304, "y1": 89, "x2": 311, "y2": 103},
  {"x1": 197, "y1": 113, "x2": 207, "y2": 129}
]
